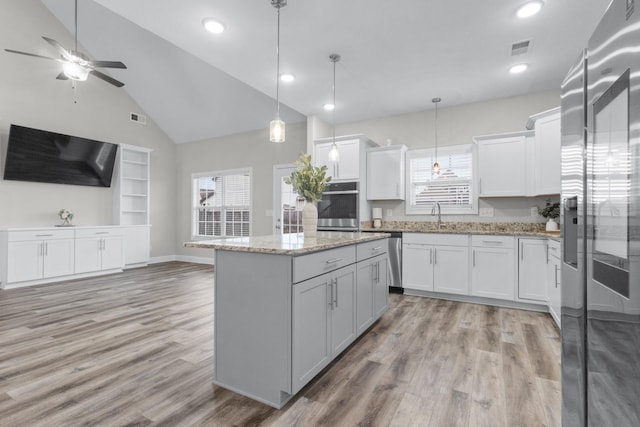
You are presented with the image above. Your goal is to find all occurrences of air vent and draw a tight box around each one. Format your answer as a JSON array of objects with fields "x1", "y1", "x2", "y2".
[
  {"x1": 130, "y1": 112, "x2": 147, "y2": 125},
  {"x1": 510, "y1": 39, "x2": 532, "y2": 56}
]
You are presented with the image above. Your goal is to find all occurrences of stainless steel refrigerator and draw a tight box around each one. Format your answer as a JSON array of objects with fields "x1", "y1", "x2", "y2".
[{"x1": 561, "y1": 0, "x2": 640, "y2": 425}]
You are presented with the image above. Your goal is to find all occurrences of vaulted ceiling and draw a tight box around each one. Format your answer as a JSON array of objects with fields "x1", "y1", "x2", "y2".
[{"x1": 37, "y1": 0, "x2": 611, "y2": 143}]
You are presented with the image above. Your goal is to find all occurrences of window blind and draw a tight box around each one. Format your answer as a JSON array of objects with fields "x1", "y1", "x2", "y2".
[{"x1": 407, "y1": 145, "x2": 475, "y2": 214}]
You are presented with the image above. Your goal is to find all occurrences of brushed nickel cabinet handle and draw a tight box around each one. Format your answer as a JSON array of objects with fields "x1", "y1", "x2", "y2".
[
  {"x1": 333, "y1": 278, "x2": 338, "y2": 308},
  {"x1": 325, "y1": 258, "x2": 344, "y2": 265}
]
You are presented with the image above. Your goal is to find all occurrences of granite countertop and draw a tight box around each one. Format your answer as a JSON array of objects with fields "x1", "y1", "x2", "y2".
[
  {"x1": 184, "y1": 231, "x2": 389, "y2": 255},
  {"x1": 360, "y1": 221, "x2": 561, "y2": 240}
]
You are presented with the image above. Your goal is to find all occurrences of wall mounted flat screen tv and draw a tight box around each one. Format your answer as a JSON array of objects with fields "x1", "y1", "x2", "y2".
[{"x1": 3, "y1": 124, "x2": 118, "y2": 187}]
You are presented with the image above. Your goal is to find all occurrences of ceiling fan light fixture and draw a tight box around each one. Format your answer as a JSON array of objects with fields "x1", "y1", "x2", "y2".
[
  {"x1": 323, "y1": 103, "x2": 335, "y2": 111},
  {"x1": 202, "y1": 18, "x2": 226, "y2": 34},
  {"x1": 516, "y1": 1, "x2": 544, "y2": 19},
  {"x1": 63, "y1": 62, "x2": 89, "y2": 81}
]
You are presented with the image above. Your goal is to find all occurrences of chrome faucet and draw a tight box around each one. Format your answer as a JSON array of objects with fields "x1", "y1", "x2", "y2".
[{"x1": 431, "y1": 202, "x2": 442, "y2": 229}]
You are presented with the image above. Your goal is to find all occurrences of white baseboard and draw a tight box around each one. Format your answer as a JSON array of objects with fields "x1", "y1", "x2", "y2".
[{"x1": 149, "y1": 255, "x2": 177, "y2": 264}]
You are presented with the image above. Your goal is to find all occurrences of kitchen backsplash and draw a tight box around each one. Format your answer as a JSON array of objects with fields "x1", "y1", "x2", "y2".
[{"x1": 369, "y1": 195, "x2": 559, "y2": 224}]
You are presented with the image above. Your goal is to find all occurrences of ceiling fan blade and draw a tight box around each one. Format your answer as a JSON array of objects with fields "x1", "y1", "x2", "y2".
[
  {"x1": 91, "y1": 60, "x2": 127, "y2": 69},
  {"x1": 41, "y1": 36, "x2": 73, "y2": 60},
  {"x1": 4, "y1": 48, "x2": 64, "y2": 62},
  {"x1": 56, "y1": 72, "x2": 69, "y2": 80},
  {"x1": 90, "y1": 70, "x2": 124, "y2": 87}
]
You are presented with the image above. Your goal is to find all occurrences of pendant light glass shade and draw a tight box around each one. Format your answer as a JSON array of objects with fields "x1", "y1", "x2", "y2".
[
  {"x1": 269, "y1": 0, "x2": 287, "y2": 143},
  {"x1": 328, "y1": 53, "x2": 341, "y2": 162},
  {"x1": 432, "y1": 97, "x2": 441, "y2": 174},
  {"x1": 270, "y1": 118, "x2": 285, "y2": 143}
]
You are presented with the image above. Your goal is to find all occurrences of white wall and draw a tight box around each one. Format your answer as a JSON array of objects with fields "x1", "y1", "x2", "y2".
[
  {"x1": 0, "y1": 0, "x2": 177, "y2": 258},
  {"x1": 175, "y1": 122, "x2": 307, "y2": 258},
  {"x1": 334, "y1": 90, "x2": 562, "y2": 223}
]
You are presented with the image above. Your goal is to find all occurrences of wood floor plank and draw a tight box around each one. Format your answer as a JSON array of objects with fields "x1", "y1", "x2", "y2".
[{"x1": 0, "y1": 262, "x2": 561, "y2": 426}]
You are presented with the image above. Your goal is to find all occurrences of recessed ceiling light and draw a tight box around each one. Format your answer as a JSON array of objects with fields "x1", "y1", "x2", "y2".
[
  {"x1": 280, "y1": 73, "x2": 295, "y2": 83},
  {"x1": 516, "y1": 1, "x2": 543, "y2": 18},
  {"x1": 202, "y1": 18, "x2": 225, "y2": 34},
  {"x1": 509, "y1": 63, "x2": 529, "y2": 74},
  {"x1": 323, "y1": 103, "x2": 335, "y2": 111}
]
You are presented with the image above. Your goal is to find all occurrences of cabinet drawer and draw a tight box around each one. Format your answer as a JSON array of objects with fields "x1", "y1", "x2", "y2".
[
  {"x1": 356, "y1": 239, "x2": 388, "y2": 262},
  {"x1": 7, "y1": 229, "x2": 74, "y2": 241},
  {"x1": 293, "y1": 246, "x2": 356, "y2": 283},
  {"x1": 75, "y1": 228, "x2": 124, "y2": 238},
  {"x1": 403, "y1": 232, "x2": 468, "y2": 246},
  {"x1": 471, "y1": 235, "x2": 514, "y2": 248},
  {"x1": 548, "y1": 239, "x2": 560, "y2": 260}
]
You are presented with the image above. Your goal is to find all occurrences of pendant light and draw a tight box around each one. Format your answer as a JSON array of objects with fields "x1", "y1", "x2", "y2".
[
  {"x1": 269, "y1": 0, "x2": 287, "y2": 143},
  {"x1": 432, "y1": 97, "x2": 441, "y2": 174},
  {"x1": 328, "y1": 53, "x2": 341, "y2": 162}
]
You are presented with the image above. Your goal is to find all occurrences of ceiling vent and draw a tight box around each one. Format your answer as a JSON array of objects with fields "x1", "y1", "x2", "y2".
[
  {"x1": 510, "y1": 39, "x2": 533, "y2": 56},
  {"x1": 130, "y1": 112, "x2": 147, "y2": 125}
]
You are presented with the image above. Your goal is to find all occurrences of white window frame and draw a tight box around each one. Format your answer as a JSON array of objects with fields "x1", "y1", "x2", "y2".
[
  {"x1": 405, "y1": 144, "x2": 478, "y2": 215},
  {"x1": 191, "y1": 168, "x2": 252, "y2": 239}
]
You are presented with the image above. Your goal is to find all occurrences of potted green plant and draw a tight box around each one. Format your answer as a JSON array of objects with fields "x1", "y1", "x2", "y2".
[
  {"x1": 285, "y1": 153, "x2": 331, "y2": 237},
  {"x1": 539, "y1": 199, "x2": 560, "y2": 231}
]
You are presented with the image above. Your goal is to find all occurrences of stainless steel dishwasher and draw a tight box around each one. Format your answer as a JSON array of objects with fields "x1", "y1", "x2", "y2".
[{"x1": 387, "y1": 232, "x2": 403, "y2": 293}]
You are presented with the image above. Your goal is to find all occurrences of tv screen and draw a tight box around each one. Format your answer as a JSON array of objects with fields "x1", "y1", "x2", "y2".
[{"x1": 3, "y1": 124, "x2": 118, "y2": 187}]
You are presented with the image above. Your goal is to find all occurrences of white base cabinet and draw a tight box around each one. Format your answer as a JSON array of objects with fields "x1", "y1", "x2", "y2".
[
  {"x1": 517, "y1": 238, "x2": 548, "y2": 302},
  {"x1": 402, "y1": 233, "x2": 469, "y2": 295},
  {"x1": 547, "y1": 239, "x2": 561, "y2": 328},
  {"x1": 1, "y1": 227, "x2": 125, "y2": 289},
  {"x1": 471, "y1": 236, "x2": 516, "y2": 300}
]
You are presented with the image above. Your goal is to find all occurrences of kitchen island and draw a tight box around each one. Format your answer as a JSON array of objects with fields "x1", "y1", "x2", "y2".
[{"x1": 185, "y1": 232, "x2": 389, "y2": 408}]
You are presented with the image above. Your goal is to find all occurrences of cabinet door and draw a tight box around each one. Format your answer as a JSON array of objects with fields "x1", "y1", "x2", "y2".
[
  {"x1": 433, "y1": 245, "x2": 469, "y2": 295},
  {"x1": 547, "y1": 256, "x2": 561, "y2": 328},
  {"x1": 42, "y1": 239, "x2": 75, "y2": 278},
  {"x1": 75, "y1": 238, "x2": 102, "y2": 274},
  {"x1": 335, "y1": 139, "x2": 359, "y2": 180},
  {"x1": 471, "y1": 247, "x2": 515, "y2": 300},
  {"x1": 101, "y1": 237, "x2": 124, "y2": 271},
  {"x1": 331, "y1": 265, "x2": 356, "y2": 356},
  {"x1": 518, "y1": 239, "x2": 548, "y2": 301},
  {"x1": 477, "y1": 135, "x2": 527, "y2": 196},
  {"x1": 534, "y1": 112, "x2": 561, "y2": 195},
  {"x1": 292, "y1": 274, "x2": 332, "y2": 393},
  {"x1": 123, "y1": 227, "x2": 150, "y2": 265},
  {"x1": 374, "y1": 255, "x2": 389, "y2": 318},
  {"x1": 402, "y1": 243, "x2": 434, "y2": 291},
  {"x1": 367, "y1": 148, "x2": 404, "y2": 200},
  {"x1": 313, "y1": 142, "x2": 335, "y2": 179},
  {"x1": 7, "y1": 241, "x2": 42, "y2": 283},
  {"x1": 356, "y1": 260, "x2": 375, "y2": 335}
]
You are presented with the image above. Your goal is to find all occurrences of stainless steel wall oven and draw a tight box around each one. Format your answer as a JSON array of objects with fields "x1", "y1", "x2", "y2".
[{"x1": 317, "y1": 181, "x2": 360, "y2": 231}]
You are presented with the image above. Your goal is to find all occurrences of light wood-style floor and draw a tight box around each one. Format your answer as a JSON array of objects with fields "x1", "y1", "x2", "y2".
[{"x1": 0, "y1": 262, "x2": 561, "y2": 426}]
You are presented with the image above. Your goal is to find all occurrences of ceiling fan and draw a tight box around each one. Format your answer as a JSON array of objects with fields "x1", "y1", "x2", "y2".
[{"x1": 4, "y1": 0, "x2": 126, "y2": 87}]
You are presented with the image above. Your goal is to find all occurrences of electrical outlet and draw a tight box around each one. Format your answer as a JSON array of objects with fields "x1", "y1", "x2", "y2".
[
  {"x1": 479, "y1": 208, "x2": 494, "y2": 217},
  {"x1": 531, "y1": 207, "x2": 539, "y2": 217},
  {"x1": 386, "y1": 209, "x2": 393, "y2": 217}
]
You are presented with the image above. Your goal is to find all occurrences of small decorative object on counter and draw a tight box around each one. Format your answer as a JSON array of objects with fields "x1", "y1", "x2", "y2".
[
  {"x1": 372, "y1": 207, "x2": 383, "y2": 229},
  {"x1": 58, "y1": 208, "x2": 74, "y2": 226},
  {"x1": 539, "y1": 199, "x2": 560, "y2": 231},
  {"x1": 285, "y1": 153, "x2": 331, "y2": 237}
]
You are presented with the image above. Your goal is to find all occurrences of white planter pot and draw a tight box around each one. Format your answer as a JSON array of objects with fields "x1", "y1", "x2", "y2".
[
  {"x1": 546, "y1": 218, "x2": 559, "y2": 231},
  {"x1": 302, "y1": 202, "x2": 318, "y2": 237}
]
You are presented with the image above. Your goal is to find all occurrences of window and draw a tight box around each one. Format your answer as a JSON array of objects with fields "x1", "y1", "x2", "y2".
[
  {"x1": 192, "y1": 168, "x2": 251, "y2": 238},
  {"x1": 406, "y1": 144, "x2": 476, "y2": 214}
]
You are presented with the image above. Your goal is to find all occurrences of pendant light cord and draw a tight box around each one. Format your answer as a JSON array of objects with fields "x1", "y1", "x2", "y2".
[
  {"x1": 332, "y1": 57, "x2": 336, "y2": 143},
  {"x1": 434, "y1": 100, "x2": 438, "y2": 162},
  {"x1": 275, "y1": 5, "x2": 281, "y2": 119}
]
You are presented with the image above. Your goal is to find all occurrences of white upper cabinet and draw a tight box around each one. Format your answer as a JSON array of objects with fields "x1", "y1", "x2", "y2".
[
  {"x1": 313, "y1": 135, "x2": 377, "y2": 181},
  {"x1": 528, "y1": 107, "x2": 561, "y2": 196},
  {"x1": 366, "y1": 145, "x2": 407, "y2": 200},
  {"x1": 475, "y1": 131, "x2": 532, "y2": 197}
]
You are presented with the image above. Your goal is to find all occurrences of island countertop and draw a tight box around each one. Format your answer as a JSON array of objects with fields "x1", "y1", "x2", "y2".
[{"x1": 184, "y1": 231, "x2": 389, "y2": 255}]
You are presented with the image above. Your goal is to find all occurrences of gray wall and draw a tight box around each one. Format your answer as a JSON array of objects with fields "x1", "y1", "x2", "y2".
[
  {"x1": 335, "y1": 90, "x2": 562, "y2": 223},
  {"x1": 175, "y1": 122, "x2": 307, "y2": 259},
  {"x1": 0, "y1": 0, "x2": 177, "y2": 258}
]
